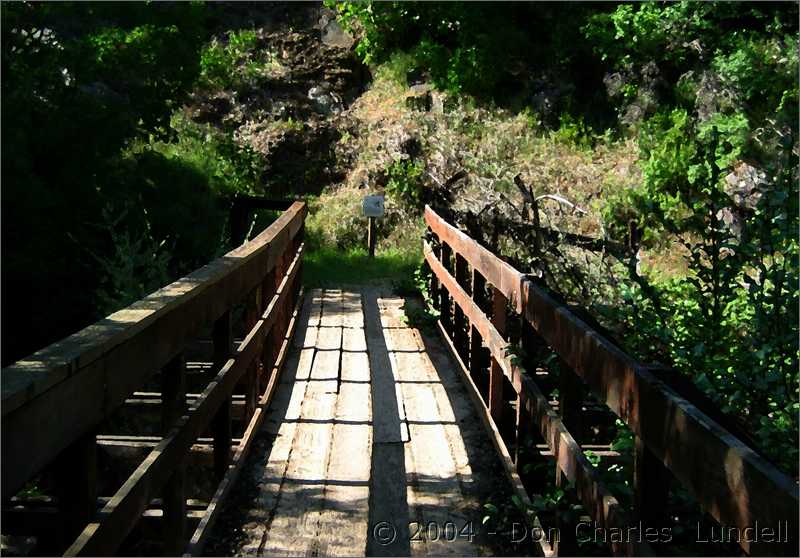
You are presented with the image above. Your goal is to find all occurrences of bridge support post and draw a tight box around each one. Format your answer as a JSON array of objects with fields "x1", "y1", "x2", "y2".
[
  {"x1": 554, "y1": 363, "x2": 584, "y2": 556},
  {"x1": 261, "y1": 267, "x2": 278, "y2": 394},
  {"x1": 488, "y1": 286, "x2": 506, "y2": 423},
  {"x1": 161, "y1": 352, "x2": 186, "y2": 555},
  {"x1": 242, "y1": 287, "x2": 262, "y2": 420},
  {"x1": 55, "y1": 429, "x2": 97, "y2": 549},
  {"x1": 469, "y1": 270, "x2": 488, "y2": 397},
  {"x1": 440, "y1": 243, "x2": 453, "y2": 335},
  {"x1": 212, "y1": 311, "x2": 233, "y2": 481},
  {"x1": 634, "y1": 436, "x2": 672, "y2": 532},
  {"x1": 454, "y1": 254, "x2": 470, "y2": 363}
]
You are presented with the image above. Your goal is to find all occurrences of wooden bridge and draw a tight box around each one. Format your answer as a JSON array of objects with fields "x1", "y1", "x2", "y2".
[{"x1": 2, "y1": 201, "x2": 797, "y2": 557}]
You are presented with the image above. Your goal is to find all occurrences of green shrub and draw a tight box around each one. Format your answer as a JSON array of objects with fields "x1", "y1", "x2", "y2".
[
  {"x1": 385, "y1": 159, "x2": 424, "y2": 207},
  {"x1": 199, "y1": 29, "x2": 257, "y2": 89}
]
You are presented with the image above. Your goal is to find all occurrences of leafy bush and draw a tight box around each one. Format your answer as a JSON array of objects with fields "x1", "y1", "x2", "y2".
[
  {"x1": 385, "y1": 159, "x2": 424, "y2": 207},
  {"x1": 197, "y1": 28, "x2": 278, "y2": 90}
]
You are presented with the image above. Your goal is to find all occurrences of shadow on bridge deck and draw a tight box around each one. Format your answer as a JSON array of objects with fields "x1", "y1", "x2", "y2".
[{"x1": 203, "y1": 287, "x2": 529, "y2": 557}]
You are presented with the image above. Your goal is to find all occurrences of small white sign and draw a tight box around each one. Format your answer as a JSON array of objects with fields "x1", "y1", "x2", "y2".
[{"x1": 362, "y1": 195, "x2": 385, "y2": 218}]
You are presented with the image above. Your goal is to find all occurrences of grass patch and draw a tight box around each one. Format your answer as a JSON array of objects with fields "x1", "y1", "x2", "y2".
[{"x1": 302, "y1": 246, "x2": 421, "y2": 287}]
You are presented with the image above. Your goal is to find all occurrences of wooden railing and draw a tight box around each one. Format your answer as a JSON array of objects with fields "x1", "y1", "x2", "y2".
[
  {"x1": 423, "y1": 205, "x2": 798, "y2": 557},
  {"x1": 1, "y1": 201, "x2": 306, "y2": 556}
]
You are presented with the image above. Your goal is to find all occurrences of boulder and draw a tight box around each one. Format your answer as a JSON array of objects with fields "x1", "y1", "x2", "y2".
[
  {"x1": 308, "y1": 83, "x2": 342, "y2": 115},
  {"x1": 406, "y1": 84, "x2": 433, "y2": 112},
  {"x1": 320, "y1": 19, "x2": 354, "y2": 49},
  {"x1": 724, "y1": 161, "x2": 766, "y2": 211}
]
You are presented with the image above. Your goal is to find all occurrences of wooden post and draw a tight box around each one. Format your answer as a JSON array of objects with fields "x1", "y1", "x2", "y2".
[
  {"x1": 469, "y1": 270, "x2": 487, "y2": 386},
  {"x1": 242, "y1": 287, "x2": 261, "y2": 419},
  {"x1": 368, "y1": 216, "x2": 377, "y2": 257},
  {"x1": 555, "y1": 362, "x2": 583, "y2": 556},
  {"x1": 634, "y1": 436, "x2": 672, "y2": 528},
  {"x1": 230, "y1": 200, "x2": 249, "y2": 248},
  {"x1": 55, "y1": 430, "x2": 97, "y2": 548},
  {"x1": 489, "y1": 286, "x2": 506, "y2": 423},
  {"x1": 261, "y1": 267, "x2": 278, "y2": 394},
  {"x1": 430, "y1": 237, "x2": 442, "y2": 314},
  {"x1": 558, "y1": 364, "x2": 584, "y2": 443},
  {"x1": 161, "y1": 353, "x2": 186, "y2": 555},
  {"x1": 212, "y1": 311, "x2": 233, "y2": 481},
  {"x1": 161, "y1": 352, "x2": 186, "y2": 432},
  {"x1": 454, "y1": 254, "x2": 469, "y2": 363},
  {"x1": 440, "y1": 243, "x2": 453, "y2": 335}
]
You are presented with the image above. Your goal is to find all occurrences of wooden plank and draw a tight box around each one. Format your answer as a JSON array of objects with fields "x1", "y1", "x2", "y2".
[
  {"x1": 161, "y1": 353, "x2": 187, "y2": 433},
  {"x1": 453, "y1": 253, "x2": 469, "y2": 361},
  {"x1": 162, "y1": 352, "x2": 187, "y2": 555},
  {"x1": 260, "y1": 289, "x2": 341, "y2": 556},
  {"x1": 212, "y1": 312, "x2": 233, "y2": 481},
  {"x1": 63, "y1": 243, "x2": 304, "y2": 557},
  {"x1": 163, "y1": 464, "x2": 187, "y2": 556},
  {"x1": 315, "y1": 311, "x2": 372, "y2": 556},
  {"x1": 2, "y1": 203, "x2": 306, "y2": 497},
  {"x1": 364, "y1": 292, "x2": 407, "y2": 444},
  {"x1": 439, "y1": 243, "x2": 453, "y2": 334},
  {"x1": 489, "y1": 286, "x2": 507, "y2": 422},
  {"x1": 362, "y1": 289, "x2": 412, "y2": 557},
  {"x1": 385, "y1": 304, "x2": 476, "y2": 557}
]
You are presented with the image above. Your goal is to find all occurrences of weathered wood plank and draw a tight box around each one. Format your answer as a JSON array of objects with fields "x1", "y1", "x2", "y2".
[
  {"x1": 259, "y1": 290, "x2": 341, "y2": 556},
  {"x1": 315, "y1": 322, "x2": 372, "y2": 556},
  {"x1": 364, "y1": 292, "x2": 407, "y2": 444},
  {"x1": 385, "y1": 308, "x2": 476, "y2": 557}
]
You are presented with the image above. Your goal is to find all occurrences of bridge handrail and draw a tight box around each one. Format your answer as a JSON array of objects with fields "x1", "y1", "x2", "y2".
[
  {"x1": 2, "y1": 201, "x2": 306, "y2": 555},
  {"x1": 424, "y1": 205, "x2": 798, "y2": 557}
]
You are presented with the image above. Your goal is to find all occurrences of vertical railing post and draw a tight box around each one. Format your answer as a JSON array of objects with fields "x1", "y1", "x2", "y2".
[
  {"x1": 558, "y1": 364, "x2": 584, "y2": 442},
  {"x1": 469, "y1": 270, "x2": 487, "y2": 390},
  {"x1": 230, "y1": 200, "x2": 249, "y2": 247},
  {"x1": 634, "y1": 436, "x2": 672, "y2": 530},
  {"x1": 242, "y1": 287, "x2": 262, "y2": 419},
  {"x1": 454, "y1": 254, "x2": 469, "y2": 363},
  {"x1": 212, "y1": 311, "x2": 233, "y2": 481},
  {"x1": 554, "y1": 362, "x2": 584, "y2": 556},
  {"x1": 273, "y1": 249, "x2": 287, "y2": 360},
  {"x1": 440, "y1": 243, "x2": 453, "y2": 335},
  {"x1": 489, "y1": 286, "x2": 507, "y2": 423},
  {"x1": 161, "y1": 352, "x2": 186, "y2": 555},
  {"x1": 430, "y1": 235, "x2": 442, "y2": 315},
  {"x1": 261, "y1": 266, "x2": 278, "y2": 394},
  {"x1": 55, "y1": 430, "x2": 97, "y2": 548}
]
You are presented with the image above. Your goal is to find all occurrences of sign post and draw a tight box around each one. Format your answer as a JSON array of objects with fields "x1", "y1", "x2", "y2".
[{"x1": 362, "y1": 195, "x2": 385, "y2": 258}]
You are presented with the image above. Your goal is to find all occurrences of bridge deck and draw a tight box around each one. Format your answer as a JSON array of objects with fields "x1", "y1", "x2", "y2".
[{"x1": 204, "y1": 287, "x2": 518, "y2": 557}]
